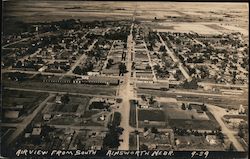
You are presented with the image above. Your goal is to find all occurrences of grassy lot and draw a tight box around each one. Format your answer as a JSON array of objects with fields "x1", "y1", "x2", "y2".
[
  {"x1": 47, "y1": 115, "x2": 103, "y2": 126},
  {"x1": 138, "y1": 109, "x2": 165, "y2": 122},
  {"x1": 52, "y1": 96, "x2": 91, "y2": 113},
  {"x1": 129, "y1": 100, "x2": 137, "y2": 128},
  {"x1": 168, "y1": 118, "x2": 219, "y2": 131},
  {"x1": 54, "y1": 104, "x2": 79, "y2": 112},
  {"x1": 82, "y1": 110, "x2": 101, "y2": 118},
  {"x1": 138, "y1": 88, "x2": 248, "y2": 109},
  {"x1": 129, "y1": 133, "x2": 137, "y2": 150},
  {"x1": 163, "y1": 106, "x2": 209, "y2": 121},
  {"x1": 3, "y1": 81, "x2": 117, "y2": 96}
]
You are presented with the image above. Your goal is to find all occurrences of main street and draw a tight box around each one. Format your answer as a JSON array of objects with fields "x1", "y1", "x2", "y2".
[{"x1": 117, "y1": 23, "x2": 135, "y2": 150}]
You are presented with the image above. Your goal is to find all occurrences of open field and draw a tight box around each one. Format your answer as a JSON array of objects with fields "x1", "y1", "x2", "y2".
[
  {"x1": 137, "y1": 89, "x2": 248, "y2": 109},
  {"x1": 167, "y1": 111, "x2": 220, "y2": 131},
  {"x1": 3, "y1": 2, "x2": 248, "y2": 31},
  {"x1": 129, "y1": 133, "x2": 137, "y2": 150},
  {"x1": 176, "y1": 135, "x2": 225, "y2": 151},
  {"x1": 2, "y1": 90, "x2": 48, "y2": 112},
  {"x1": 157, "y1": 22, "x2": 222, "y2": 34},
  {"x1": 129, "y1": 100, "x2": 137, "y2": 128},
  {"x1": 52, "y1": 96, "x2": 90, "y2": 113},
  {"x1": 138, "y1": 109, "x2": 165, "y2": 122},
  {"x1": 3, "y1": 81, "x2": 117, "y2": 96}
]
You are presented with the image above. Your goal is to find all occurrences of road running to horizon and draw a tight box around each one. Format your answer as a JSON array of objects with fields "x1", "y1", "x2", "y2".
[{"x1": 117, "y1": 23, "x2": 135, "y2": 150}]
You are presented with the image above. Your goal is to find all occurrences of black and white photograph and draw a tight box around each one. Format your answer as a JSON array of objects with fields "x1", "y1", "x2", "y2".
[{"x1": 1, "y1": 0, "x2": 249, "y2": 158}]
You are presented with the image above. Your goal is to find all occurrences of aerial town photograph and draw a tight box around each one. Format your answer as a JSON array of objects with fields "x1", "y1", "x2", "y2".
[{"x1": 1, "y1": 0, "x2": 249, "y2": 158}]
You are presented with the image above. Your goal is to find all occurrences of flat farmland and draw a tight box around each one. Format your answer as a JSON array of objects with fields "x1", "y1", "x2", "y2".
[
  {"x1": 3, "y1": 1, "x2": 135, "y2": 22},
  {"x1": 3, "y1": 81, "x2": 117, "y2": 96},
  {"x1": 4, "y1": 2, "x2": 248, "y2": 32},
  {"x1": 157, "y1": 22, "x2": 222, "y2": 34}
]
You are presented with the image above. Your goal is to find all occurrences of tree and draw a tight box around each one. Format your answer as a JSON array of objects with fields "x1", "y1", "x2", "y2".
[
  {"x1": 119, "y1": 63, "x2": 127, "y2": 76},
  {"x1": 217, "y1": 132, "x2": 224, "y2": 143},
  {"x1": 112, "y1": 112, "x2": 121, "y2": 127},
  {"x1": 188, "y1": 104, "x2": 192, "y2": 110},
  {"x1": 106, "y1": 59, "x2": 114, "y2": 69},
  {"x1": 227, "y1": 142, "x2": 234, "y2": 151},
  {"x1": 181, "y1": 103, "x2": 186, "y2": 110},
  {"x1": 149, "y1": 96, "x2": 154, "y2": 104},
  {"x1": 140, "y1": 144, "x2": 148, "y2": 150},
  {"x1": 61, "y1": 94, "x2": 70, "y2": 104},
  {"x1": 151, "y1": 127, "x2": 158, "y2": 134},
  {"x1": 201, "y1": 104, "x2": 207, "y2": 111},
  {"x1": 16, "y1": 61, "x2": 23, "y2": 68},
  {"x1": 159, "y1": 45, "x2": 166, "y2": 52},
  {"x1": 141, "y1": 95, "x2": 146, "y2": 101},
  {"x1": 73, "y1": 66, "x2": 82, "y2": 75},
  {"x1": 182, "y1": 78, "x2": 198, "y2": 89},
  {"x1": 103, "y1": 130, "x2": 120, "y2": 149},
  {"x1": 238, "y1": 124, "x2": 244, "y2": 138}
]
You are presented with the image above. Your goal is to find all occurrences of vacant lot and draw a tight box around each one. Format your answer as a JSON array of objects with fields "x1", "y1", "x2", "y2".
[
  {"x1": 176, "y1": 135, "x2": 225, "y2": 151},
  {"x1": 138, "y1": 89, "x2": 248, "y2": 109},
  {"x1": 168, "y1": 113, "x2": 220, "y2": 131},
  {"x1": 53, "y1": 96, "x2": 90, "y2": 113},
  {"x1": 129, "y1": 100, "x2": 137, "y2": 128},
  {"x1": 163, "y1": 107, "x2": 209, "y2": 121},
  {"x1": 129, "y1": 133, "x2": 137, "y2": 150},
  {"x1": 53, "y1": 104, "x2": 79, "y2": 112},
  {"x1": 3, "y1": 81, "x2": 117, "y2": 96},
  {"x1": 2, "y1": 90, "x2": 48, "y2": 113},
  {"x1": 138, "y1": 109, "x2": 165, "y2": 122}
]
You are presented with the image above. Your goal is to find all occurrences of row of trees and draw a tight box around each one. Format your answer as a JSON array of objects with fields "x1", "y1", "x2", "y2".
[
  {"x1": 181, "y1": 103, "x2": 207, "y2": 111},
  {"x1": 103, "y1": 112, "x2": 123, "y2": 149}
]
